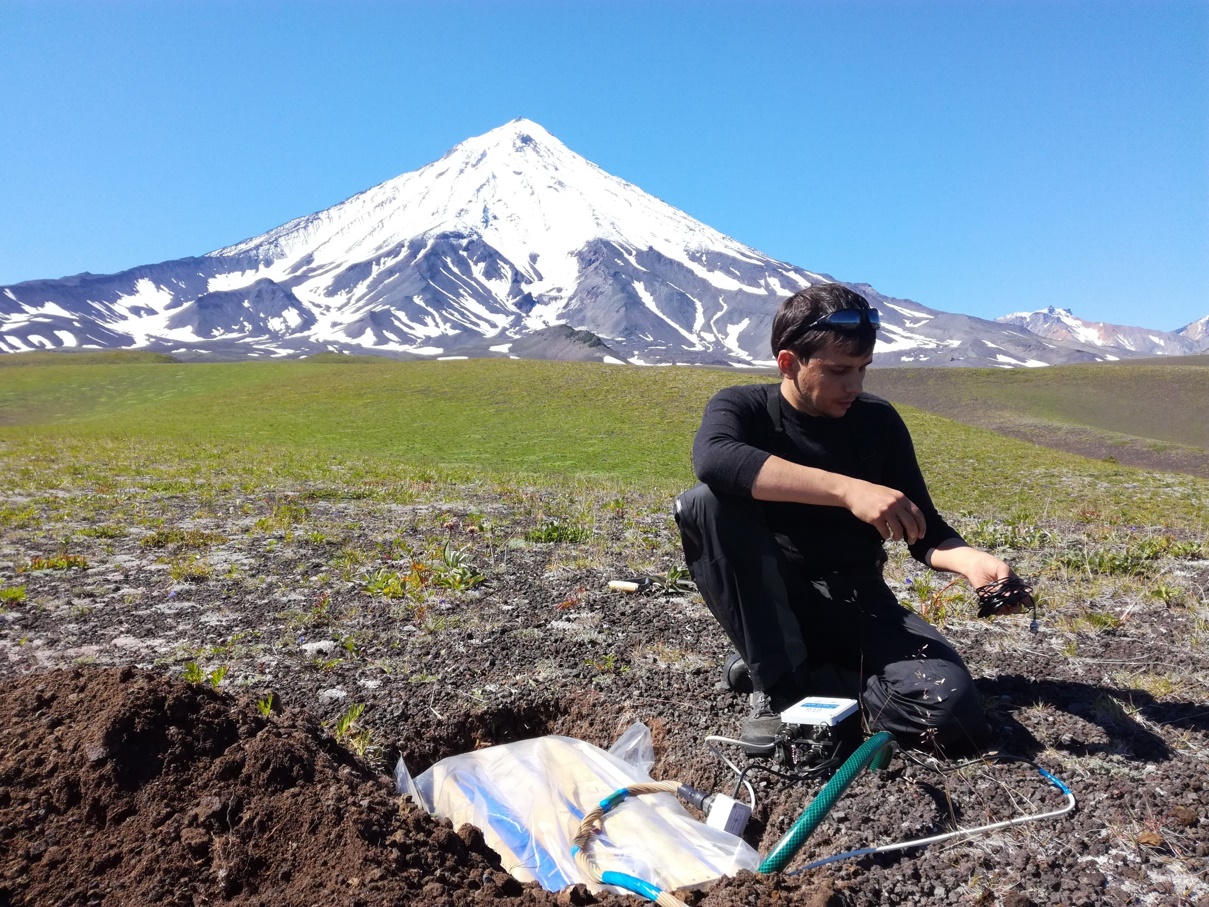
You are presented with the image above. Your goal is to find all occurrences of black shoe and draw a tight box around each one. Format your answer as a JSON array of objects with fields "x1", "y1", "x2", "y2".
[
  {"x1": 722, "y1": 651, "x2": 753, "y2": 694},
  {"x1": 739, "y1": 691, "x2": 782, "y2": 754}
]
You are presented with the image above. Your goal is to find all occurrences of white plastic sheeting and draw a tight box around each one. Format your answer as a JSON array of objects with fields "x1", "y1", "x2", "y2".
[{"x1": 397, "y1": 723, "x2": 760, "y2": 893}]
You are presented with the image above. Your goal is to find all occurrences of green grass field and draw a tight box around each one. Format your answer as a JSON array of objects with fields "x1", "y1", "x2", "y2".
[
  {"x1": 867, "y1": 356, "x2": 1209, "y2": 451},
  {"x1": 1, "y1": 351, "x2": 1206, "y2": 532}
]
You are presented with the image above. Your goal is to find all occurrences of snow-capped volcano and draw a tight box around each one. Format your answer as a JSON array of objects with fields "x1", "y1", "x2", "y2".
[
  {"x1": 0, "y1": 119, "x2": 1165, "y2": 367},
  {"x1": 997, "y1": 306, "x2": 1209, "y2": 357},
  {"x1": 191, "y1": 118, "x2": 813, "y2": 361},
  {"x1": 217, "y1": 119, "x2": 769, "y2": 310}
]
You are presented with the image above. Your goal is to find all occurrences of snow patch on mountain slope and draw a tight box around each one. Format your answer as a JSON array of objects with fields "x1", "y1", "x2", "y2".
[{"x1": 211, "y1": 120, "x2": 767, "y2": 304}]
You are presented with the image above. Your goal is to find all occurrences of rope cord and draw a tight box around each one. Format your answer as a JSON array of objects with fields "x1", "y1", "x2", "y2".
[{"x1": 571, "y1": 781, "x2": 689, "y2": 907}]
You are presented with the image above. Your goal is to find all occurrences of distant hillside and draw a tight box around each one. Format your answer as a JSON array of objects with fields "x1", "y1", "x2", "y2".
[
  {"x1": 997, "y1": 306, "x2": 1209, "y2": 357},
  {"x1": 867, "y1": 357, "x2": 1209, "y2": 478}
]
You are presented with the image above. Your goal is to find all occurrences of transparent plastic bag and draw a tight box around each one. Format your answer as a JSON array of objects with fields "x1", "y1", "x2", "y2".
[{"x1": 396, "y1": 723, "x2": 759, "y2": 893}]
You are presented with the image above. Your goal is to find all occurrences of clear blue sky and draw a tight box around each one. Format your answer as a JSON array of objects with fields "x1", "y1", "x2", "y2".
[{"x1": 2, "y1": 0, "x2": 1206, "y2": 331}]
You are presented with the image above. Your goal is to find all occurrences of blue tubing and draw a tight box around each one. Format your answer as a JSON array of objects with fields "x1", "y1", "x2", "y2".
[
  {"x1": 758, "y1": 731, "x2": 896, "y2": 873},
  {"x1": 600, "y1": 870, "x2": 663, "y2": 902}
]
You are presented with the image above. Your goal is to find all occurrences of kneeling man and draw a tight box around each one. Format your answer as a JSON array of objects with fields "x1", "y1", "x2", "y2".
[{"x1": 676, "y1": 284, "x2": 1026, "y2": 755}]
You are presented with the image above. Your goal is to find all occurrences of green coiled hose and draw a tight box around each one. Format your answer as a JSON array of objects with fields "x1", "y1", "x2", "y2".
[{"x1": 758, "y1": 731, "x2": 896, "y2": 873}]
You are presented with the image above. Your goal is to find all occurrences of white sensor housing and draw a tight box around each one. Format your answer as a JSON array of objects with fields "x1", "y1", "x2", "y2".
[{"x1": 778, "y1": 696, "x2": 860, "y2": 727}]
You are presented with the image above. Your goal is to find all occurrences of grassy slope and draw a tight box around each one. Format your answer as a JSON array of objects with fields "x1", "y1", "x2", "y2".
[
  {"x1": 1, "y1": 355, "x2": 1206, "y2": 531},
  {"x1": 867, "y1": 358, "x2": 1209, "y2": 451}
]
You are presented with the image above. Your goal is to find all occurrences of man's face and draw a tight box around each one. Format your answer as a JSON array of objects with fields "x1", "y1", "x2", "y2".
[{"x1": 779, "y1": 344, "x2": 872, "y2": 418}]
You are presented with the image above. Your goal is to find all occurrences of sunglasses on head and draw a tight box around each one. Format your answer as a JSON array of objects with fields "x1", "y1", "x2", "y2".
[{"x1": 799, "y1": 307, "x2": 881, "y2": 333}]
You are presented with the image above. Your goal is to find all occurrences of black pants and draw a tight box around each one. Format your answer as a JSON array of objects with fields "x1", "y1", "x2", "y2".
[{"x1": 675, "y1": 483, "x2": 990, "y2": 753}]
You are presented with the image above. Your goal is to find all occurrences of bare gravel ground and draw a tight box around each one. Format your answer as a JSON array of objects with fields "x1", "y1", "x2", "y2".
[{"x1": 1, "y1": 451, "x2": 1207, "y2": 906}]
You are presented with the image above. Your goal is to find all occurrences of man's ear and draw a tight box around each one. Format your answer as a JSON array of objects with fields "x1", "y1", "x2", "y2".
[{"x1": 776, "y1": 349, "x2": 800, "y2": 378}]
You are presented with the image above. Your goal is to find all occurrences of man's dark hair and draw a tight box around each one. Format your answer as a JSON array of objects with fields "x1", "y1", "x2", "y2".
[{"x1": 769, "y1": 284, "x2": 877, "y2": 361}]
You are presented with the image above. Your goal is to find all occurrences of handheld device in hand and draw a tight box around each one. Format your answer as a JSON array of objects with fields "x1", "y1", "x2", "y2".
[{"x1": 975, "y1": 576, "x2": 1039, "y2": 632}]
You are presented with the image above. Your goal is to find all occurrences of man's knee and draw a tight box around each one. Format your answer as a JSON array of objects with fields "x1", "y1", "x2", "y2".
[
  {"x1": 863, "y1": 659, "x2": 990, "y2": 753},
  {"x1": 674, "y1": 483, "x2": 714, "y2": 562},
  {"x1": 675, "y1": 483, "x2": 765, "y2": 563}
]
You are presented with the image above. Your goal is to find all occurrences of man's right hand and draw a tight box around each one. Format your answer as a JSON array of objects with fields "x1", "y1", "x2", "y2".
[
  {"x1": 841, "y1": 478, "x2": 927, "y2": 545},
  {"x1": 751, "y1": 457, "x2": 927, "y2": 545}
]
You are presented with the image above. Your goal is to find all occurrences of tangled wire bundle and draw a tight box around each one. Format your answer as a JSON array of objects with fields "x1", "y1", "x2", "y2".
[{"x1": 974, "y1": 576, "x2": 1036, "y2": 619}]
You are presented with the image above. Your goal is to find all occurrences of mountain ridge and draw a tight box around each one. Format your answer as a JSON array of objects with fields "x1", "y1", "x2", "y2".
[
  {"x1": 996, "y1": 305, "x2": 1207, "y2": 357},
  {"x1": 3, "y1": 119, "x2": 1204, "y2": 366}
]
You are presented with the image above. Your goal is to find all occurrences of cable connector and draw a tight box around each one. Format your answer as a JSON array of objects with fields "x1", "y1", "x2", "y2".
[
  {"x1": 705, "y1": 793, "x2": 751, "y2": 837},
  {"x1": 676, "y1": 785, "x2": 751, "y2": 837},
  {"x1": 676, "y1": 784, "x2": 710, "y2": 812}
]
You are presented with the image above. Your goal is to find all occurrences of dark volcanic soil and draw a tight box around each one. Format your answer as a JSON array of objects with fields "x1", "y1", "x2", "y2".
[{"x1": 1, "y1": 478, "x2": 1207, "y2": 906}]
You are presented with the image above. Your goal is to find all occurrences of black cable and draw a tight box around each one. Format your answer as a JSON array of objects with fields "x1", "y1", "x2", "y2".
[
  {"x1": 743, "y1": 753, "x2": 846, "y2": 783},
  {"x1": 974, "y1": 575, "x2": 1039, "y2": 633},
  {"x1": 731, "y1": 764, "x2": 751, "y2": 801},
  {"x1": 974, "y1": 576, "x2": 1033, "y2": 617}
]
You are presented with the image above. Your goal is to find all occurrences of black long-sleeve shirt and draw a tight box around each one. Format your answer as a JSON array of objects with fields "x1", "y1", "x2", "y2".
[{"x1": 692, "y1": 383, "x2": 960, "y2": 573}]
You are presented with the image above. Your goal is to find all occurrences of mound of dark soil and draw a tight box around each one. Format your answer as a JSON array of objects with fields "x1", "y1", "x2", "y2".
[
  {"x1": 0, "y1": 667, "x2": 849, "y2": 907},
  {"x1": 0, "y1": 666, "x2": 558, "y2": 906}
]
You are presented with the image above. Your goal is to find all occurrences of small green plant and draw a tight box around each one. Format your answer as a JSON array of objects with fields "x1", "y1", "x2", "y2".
[
  {"x1": 1082, "y1": 610, "x2": 1123, "y2": 632},
  {"x1": 207, "y1": 665, "x2": 229, "y2": 688},
  {"x1": 80, "y1": 524, "x2": 127, "y2": 539},
  {"x1": 431, "y1": 543, "x2": 485, "y2": 591},
  {"x1": 169, "y1": 555, "x2": 212, "y2": 583},
  {"x1": 525, "y1": 519, "x2": 591, "y2": 543},
  {"x1": 1115, "y1": 671, "x2": 1179, "y2": 700},
  {"x1": 140, "y1": 527, "x2": 225, "y2": 549},
  {"x1": 420, "y1": 613, "x2": 461, "y2": 633},
  {"x1": 254, "y1": 500, "x2": 310, "y2": 534},
  {"x1": 22, "y1": 553, "x2": 88, "y2": 571},
  {"x1": 1165, "y1": 539, "x2": 1206, "y2": 558},
  {"x1": 903, "y1": 575, "x2": 964, "y2": 625},
  {"x1": 587, "y1": 653, "x2": 628, "y2": 674},
  {"x1": 650, "y1": 565, "x2": 694, "y2": 595},
  {"x1": 959, "y1": 514, "x2": 1055, "y2": 551},
  {"x1": 0, "y1": 505, "x2": 37, "y2": 529},
  {"x1": 331, "y1": 702, "x2": 375, "y2": 757},
  {"x1": 0, "y1": 586, "x2": 27, "y2": 606},
  {"x1": 182, "y1": 662, "x2": 205, "y2": 683},
  {"x1": 1150, "y1": 584, "x2": 1183, "y2": 606},
  {"x1": 256, "y1": 692, "x2": 278, "y2": 716},
  {"x1": 334, "y1": 702, "x2": 365, "y2": 736},
  {"x1": 1056, "y1": 548, "x2": 1151, "y2": 577},
  {"x1": 331, "y1": 547, "x2": 368, "y2": 581},
  {"x1": 364, "y1": 563, "x2": 430, "y2": 599},
  {"x1": 1056, "y1": 535, "x2": 1205, "y2": 579}
]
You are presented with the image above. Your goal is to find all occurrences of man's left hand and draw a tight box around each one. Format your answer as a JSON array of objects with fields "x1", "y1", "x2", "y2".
[{"x1": 928, "y1": 544, "x2": 1028, "y2": 615}]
